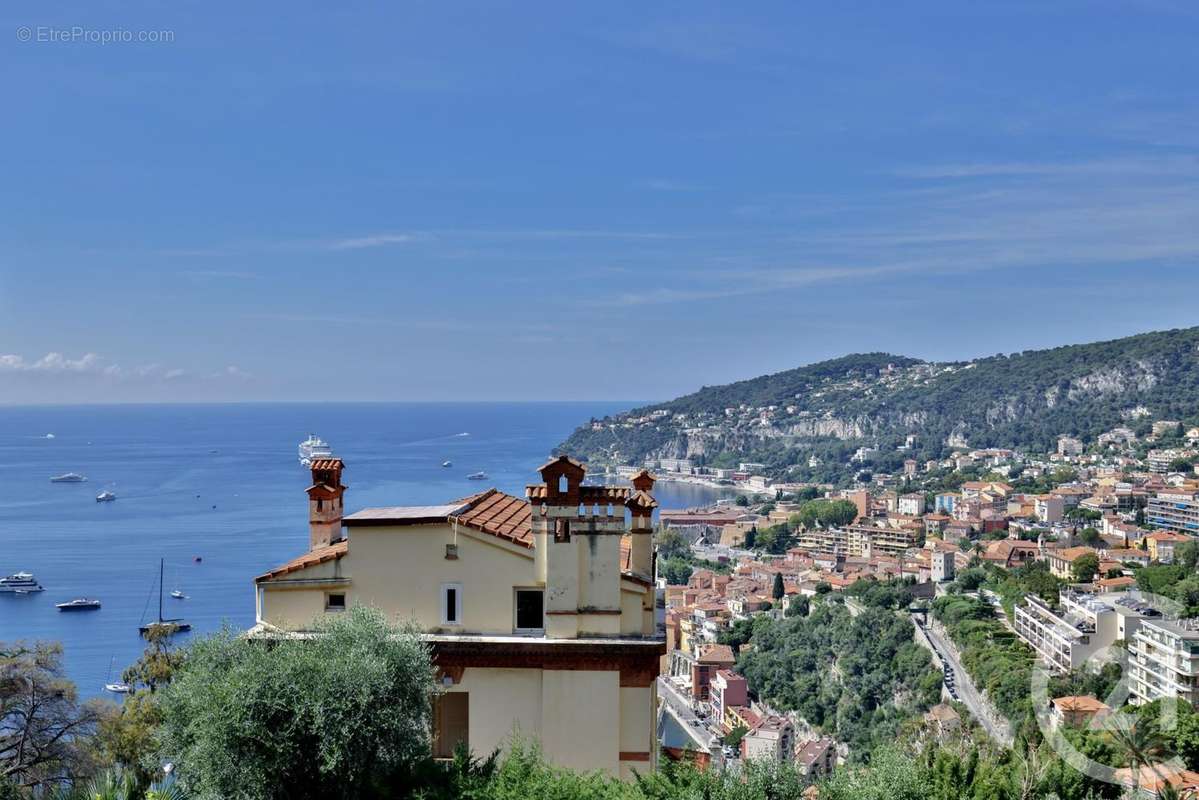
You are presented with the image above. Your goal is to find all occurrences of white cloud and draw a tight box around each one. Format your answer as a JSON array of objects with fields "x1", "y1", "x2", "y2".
[
  {"x1": 0, "y1": 353, "x2": 247, "y2": 384},
  {"x1": 328, "y1": 233, "x2": 418, "y2": 250}
]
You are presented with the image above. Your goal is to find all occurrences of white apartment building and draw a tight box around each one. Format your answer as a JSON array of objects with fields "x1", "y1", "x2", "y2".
[
  {"x1": 1129, "y1": 617, "x2": 1199, "y2": 706},
  {"x1": 1013, "y1": 589, "x2": 1149, "y2": 674}
]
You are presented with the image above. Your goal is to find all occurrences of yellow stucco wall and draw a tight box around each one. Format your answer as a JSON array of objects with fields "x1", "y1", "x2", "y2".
[
  {"x1": 540, "y1": 669, "x2": 620, "y2": 773},
  {"x1": 444, "y1": 667, "x2": 653, "y2": 778}
]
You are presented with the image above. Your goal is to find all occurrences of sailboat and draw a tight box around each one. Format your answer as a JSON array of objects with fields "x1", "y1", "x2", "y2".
[
  {"x1": 104, "y1": 656, "x2": 131, "y2": 694},
  {"x1": 139, "y1": 558, "x2": 191, "y2": 636}
]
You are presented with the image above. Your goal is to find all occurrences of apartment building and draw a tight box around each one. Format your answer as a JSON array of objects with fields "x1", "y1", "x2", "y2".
[
  {"x1": 1013, "y1": 590, "x2": 1149, "y2": 674},
  {"x1": 794, "y1": 524, "x2": 918, "y2": 559},
  {"x1": 1146, "y1": 490, "x2": 1199, "y2": 535},
  {"x1": 252, "y1": 457, "x2": 664, "y2": 778},
  {"x1": 1129, "y1": 617, "x2": 1199, "y2": 706}
]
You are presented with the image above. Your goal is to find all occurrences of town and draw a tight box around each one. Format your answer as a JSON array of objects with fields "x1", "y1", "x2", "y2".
[{"x1": 643, "y1": 419, "x2": 1199, "y2": 794}]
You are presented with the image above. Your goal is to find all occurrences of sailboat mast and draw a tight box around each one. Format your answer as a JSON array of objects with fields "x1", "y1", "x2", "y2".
[{"x1": 158, "y1": 558, "x2": 164, "y2": 622}]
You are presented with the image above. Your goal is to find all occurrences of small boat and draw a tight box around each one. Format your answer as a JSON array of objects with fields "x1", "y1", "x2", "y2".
[
  {"x1": 442, "y1": 460, "x2": 453, "y2": 468},
  {"x1": 170, "y1": 589, "x2": 186, "y2": 600},
  {"x1": 139, "y1": 558, "x2": 190, "y2": 636},
  {"x1": 454, "y1": 432, "x2": 470, "y2": 437},
  {"x1": 50, "y1": 472, "x2": 87, "y2": 483},
  {"x1": 0, "y1": 572, "x2": 44, "y2": 593},
  {"x1": 45, "y1": 433, "x2": 55, "y2": 439},
  {"x1": 467, "y1": 471, "x2": 488, "y2": 480},
  {"x1": 96, "y1": 491, "x2": 117, "y2": 502},
  {"x1": 57, "y1": 598, "x2": 101, "y2": 611},
  {"x1": 104, "y1": 657, "x2": 131, "y2": 694},
  {"x1": 193, "y1": 556, "x2": 203, "y2": 563}
]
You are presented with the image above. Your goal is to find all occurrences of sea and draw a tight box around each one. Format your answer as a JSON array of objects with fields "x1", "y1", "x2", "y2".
[{"x1": 0, "y1": 402, "x2": 726, "y2": 696}]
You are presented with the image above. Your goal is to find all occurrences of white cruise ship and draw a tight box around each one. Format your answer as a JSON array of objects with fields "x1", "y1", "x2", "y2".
[{"x1": 298, "y1": 434, "x2": 333, "y2": 466}]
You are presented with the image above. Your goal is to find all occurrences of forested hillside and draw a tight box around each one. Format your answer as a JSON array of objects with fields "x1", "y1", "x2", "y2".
[{"x1": 560, "y1": 327, "x2": 1199, "y2": 481}]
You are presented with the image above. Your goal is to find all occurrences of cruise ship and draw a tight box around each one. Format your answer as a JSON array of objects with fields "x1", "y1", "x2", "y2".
[
  {"x1": 298, "y1": 434, "x2": 333, "y2": 466},
  {"x1": 0, "y1": 572, "x2": 44, "y2": 593}
]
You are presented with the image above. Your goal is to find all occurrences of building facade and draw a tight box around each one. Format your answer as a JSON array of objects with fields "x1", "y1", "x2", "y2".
[
  {"x1": 1146, "y1": 490, "x2": 1199, "y2": 535},
  {"x1": 252, "y1": 457, "x2": 666, "y2": 778},
  {"x1": 1129, "y1": 617, "x2": 1199, "y2": 706}
]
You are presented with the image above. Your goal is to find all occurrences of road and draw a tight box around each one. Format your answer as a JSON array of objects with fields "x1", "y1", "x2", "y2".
[
  {"x1": 657, "y1": 676, "x2": 717, "y2": 751},
  {"x1": 915, "y1": 617, "x2": 1014, "y2": 748}
]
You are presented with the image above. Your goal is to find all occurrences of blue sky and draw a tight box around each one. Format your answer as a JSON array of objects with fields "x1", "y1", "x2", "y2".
[{"x1": 2, "y1": 1, "x2": 1198, "y2": 403}]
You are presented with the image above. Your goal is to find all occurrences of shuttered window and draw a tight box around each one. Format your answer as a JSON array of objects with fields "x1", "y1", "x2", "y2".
[{"x1": 432, "y1": 692, "x2": 469, "y2": 759}]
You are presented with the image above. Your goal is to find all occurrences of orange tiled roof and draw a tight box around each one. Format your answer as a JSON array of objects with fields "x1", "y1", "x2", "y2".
[
  {"x1": 451, "y1": 489, "x2": 533, "y2": 548},
  {"x1": 1052, "y1": 695, "x2": 1109, "y2": 713},
  {"x1": 256, "y1": 540, "x2": 347, "y2": 582},
  {"x1": 308, "y1": 458, "x2": 343, "y2": 471}
]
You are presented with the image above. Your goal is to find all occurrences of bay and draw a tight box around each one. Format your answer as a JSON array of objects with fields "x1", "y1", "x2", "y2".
[{"x1": 0, "y1": 402, "x2": 726, "y2": 695}]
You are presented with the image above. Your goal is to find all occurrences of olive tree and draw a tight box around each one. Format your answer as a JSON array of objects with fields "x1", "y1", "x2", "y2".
[{"x1": 154, "y1": 607, "x2": 435, "y2": 800}]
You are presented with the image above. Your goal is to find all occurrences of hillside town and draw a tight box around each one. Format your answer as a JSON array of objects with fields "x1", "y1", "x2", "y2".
[{"x1": 648, "y1": 421, "x2": 1199, "y2": 792}]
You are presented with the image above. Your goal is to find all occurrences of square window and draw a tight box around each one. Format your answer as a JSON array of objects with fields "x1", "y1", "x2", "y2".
[
  {"x1": 441, "y1": 583, "x2": 463, "y2": 626},
  {"x1": 326, "y1": 593, "x2": 346, "y2": 611},
  {"x1": 515, "y1": 589, "x2": 544, "y2": 632}
]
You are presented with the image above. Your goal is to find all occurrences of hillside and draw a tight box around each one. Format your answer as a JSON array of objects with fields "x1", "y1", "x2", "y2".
[{"x1": 559, "y1": 327, "x2": 1199, "y2": 482}]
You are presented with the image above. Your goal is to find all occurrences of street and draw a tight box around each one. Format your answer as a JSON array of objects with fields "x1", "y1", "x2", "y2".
[{"x1": 916, "y1": 618, "x2": 1015, "y2": 748}]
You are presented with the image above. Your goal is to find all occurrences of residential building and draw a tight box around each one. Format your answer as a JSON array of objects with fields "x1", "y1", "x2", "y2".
[
  {"x1": 924, "y1": 703, "x2": 961, "y2": 737},
  {"x1": 1047, "y1": 547, "x2": 1098, "y2": 580},
  {"x1": 711, "y1": 669, "x2": 748, "y2": 725},
  {"x1": 1035, "y1": 495, "x2": 1065, "y2": 524},
  {"x1": 795, "y1": 737, "x2": 836, "y2": 780},
  {"x1": 1129, "y1": 617, "x2": 1199, "y2": 706},
  {"x1": 934, "y1": 493, "x2": 959, "y2": 515},
  {"x1": 1146, "y1": 490, "x2": 1199, "y2": 535},
  {"x1": 742, "y1": 715, "x2": 795, "y2": 763},
  {"x1": 1145, "y1": 531, "x2": 1193, "y2": 564},
  {"x1": 930, "y1": 547, "x2": 955, "y2": 583},
  {"x1": 897, "y1": 492, "x2": 924, "y2": 516},
  {"x1": 252, "y1": 457, "x2": 664, "y2": 778},
  {"x1": 1058, "y1": 436, "x2": 1085, "y2": 457},
  {"x1": 1049, "y1": 696, "x2": 1109, "y2": 729},
  {"x1": 690, "y1": 643, "x2": 736, "y2": 701},
  {"x1": 1013, "y1": 589, "x2": 1149, "y2": 674}
]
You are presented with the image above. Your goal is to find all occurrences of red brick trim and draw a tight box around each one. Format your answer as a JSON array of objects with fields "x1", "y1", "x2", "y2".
[
  {"x1": 620, "y1": 751, "x2": 651, "y2": 762},
  {"x1": 431, "y1": 638, "x2": 664, "y2": 687}
]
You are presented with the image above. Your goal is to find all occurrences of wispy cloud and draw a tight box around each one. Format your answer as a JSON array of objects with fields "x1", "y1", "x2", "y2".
[
  {"x1": 607, "y1": 153, "x2": 1199, "y2": 305},
  {"x1": 0, "y1": 352, "x2": 248, "y2": 384},
  {"x1": 327, "y1": 233, "x2": 419, "y2": 250}
]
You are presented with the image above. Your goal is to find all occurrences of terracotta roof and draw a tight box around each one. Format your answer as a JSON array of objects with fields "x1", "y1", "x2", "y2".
[
  {"x1": 450, "y1": 489, "x2": 533, "y2": 548},
  {"x1": 309, "y1": 458, "x2": 343, "y2": 471},
  {"x1": 1052, "y1": 695, "x2": 1109, "y2": 713},
  {"x1": 698, "y1": 643, "x2": 736, "y2": 665},
  {"x1": 256, "y1": 540, "x2": 347, "y2": 582},
  {"x1": 525, "y1": 484, "x2": 630, "y2": 504}
]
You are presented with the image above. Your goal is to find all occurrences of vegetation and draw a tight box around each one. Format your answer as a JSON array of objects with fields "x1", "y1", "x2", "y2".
[
  {"x1": 561, "y1": 327, "x2": 1199, "y2": 482},
  {"x1": 156, "y1": 607, "x2": 434, "y2": 799},
  {"x1": 737, "y1": 591, "x2": 942, "y2": 759}
]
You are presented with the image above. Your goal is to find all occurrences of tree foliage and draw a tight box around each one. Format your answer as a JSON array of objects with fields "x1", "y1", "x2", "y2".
[{"x1": 154, "y1": 607, "x2": 435, "y2": 800}]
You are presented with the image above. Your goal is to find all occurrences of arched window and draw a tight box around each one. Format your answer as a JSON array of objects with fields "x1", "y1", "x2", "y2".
[{"x1": 558, "y1": 474, "x2": 569, "y2": 494}]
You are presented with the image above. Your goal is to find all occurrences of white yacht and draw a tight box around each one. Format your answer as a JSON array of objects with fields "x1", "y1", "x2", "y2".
[
  {"x1": 50, "y1": 472, "x2": 87, "y2": 483},
  {"x1": 298, "y1": 434, "x2": 333, "y2": 466},
  {"x1": 96, "y1": 491, "x2": 117, "y2": 502},
  {"x1": 0, "y1": 572, "x2": 44, "y2": 593},
  {"x1": 467, "y1": 471, "x2": 488, "y2": 481}
]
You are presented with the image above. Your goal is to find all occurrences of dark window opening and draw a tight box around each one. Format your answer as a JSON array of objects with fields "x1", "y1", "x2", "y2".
[
  {"x1": 515, "y1": 589, "x2": 544, "y2": 631},
  {"x1": 326, "y1": 593, "x2": 346, "y2": 611},
  {"x1": 445, "y1": 587, "x2": 458, "y2": 623}
]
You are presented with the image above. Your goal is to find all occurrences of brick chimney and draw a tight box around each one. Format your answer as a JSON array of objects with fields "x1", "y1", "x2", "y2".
[
  {"x1": 625, "y1": 469, "x2": 658, "y2": 579},
  {"x1": 307, "y1": 458, "x2": 346, "y2": 550}
]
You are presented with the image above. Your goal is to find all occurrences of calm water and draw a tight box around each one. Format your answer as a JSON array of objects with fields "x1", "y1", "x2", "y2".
[{"x1": 0, "y1": 403, "x2": 723, "y2": 695}]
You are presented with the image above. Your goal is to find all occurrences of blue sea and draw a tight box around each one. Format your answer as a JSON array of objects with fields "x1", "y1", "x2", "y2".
[{"x1": 0, "y1": 403, "x2": 725, "y2": 696}]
